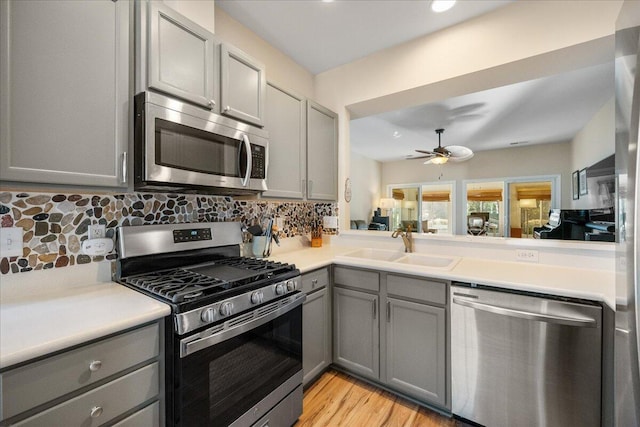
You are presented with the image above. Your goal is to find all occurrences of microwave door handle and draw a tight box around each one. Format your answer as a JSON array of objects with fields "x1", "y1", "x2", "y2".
[{"x1": 240, "y1": 134, "x2": 252, "y2": 187}]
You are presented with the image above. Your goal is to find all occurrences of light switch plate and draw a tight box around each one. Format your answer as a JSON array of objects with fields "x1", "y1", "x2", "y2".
[{"x1": 0, "y1": 227, "x2": 24, "y2": 258}]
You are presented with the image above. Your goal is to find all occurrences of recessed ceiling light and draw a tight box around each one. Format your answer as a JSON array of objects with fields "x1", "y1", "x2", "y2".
[
  {"x1": 431, "y1": 0, "x2": 456, "y2": 13},
  {"x1": 393, "y1": 131, "x2": 402, "y2": 138},
  {"x1": 322, "y1": 0, "x2": 334, "y2": 3}
]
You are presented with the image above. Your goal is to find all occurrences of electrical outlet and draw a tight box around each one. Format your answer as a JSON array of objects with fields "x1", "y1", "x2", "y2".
[
  {"x1": 0, "y1": 227, "x2": 23, "y2": 257},
  {"x1": 88, "y1": 224, "x2": 106, "y2": 240},
  {"x1": 275, "y1": 216, "x2": 284, "y2": 230},
  {"x1": 515, "y1": 249, "x2": 539, "y2": 263}
]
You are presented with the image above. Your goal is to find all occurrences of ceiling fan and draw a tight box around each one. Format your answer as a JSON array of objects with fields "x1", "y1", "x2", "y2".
[{"x1": 408, "y1": 128, "x2": 474, "y2": 165}]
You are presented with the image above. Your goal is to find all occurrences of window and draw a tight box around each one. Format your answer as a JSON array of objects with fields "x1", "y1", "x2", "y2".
[
  {"x1": 388, "y1": 182, "x2": 455, "y2": 234},
  {"x1": 421, "y1": 183, "x2": 454, "y2": 234}
]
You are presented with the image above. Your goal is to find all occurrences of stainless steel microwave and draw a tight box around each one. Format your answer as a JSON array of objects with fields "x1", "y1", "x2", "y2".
[{"x1": 134, "y1": 92, "x2": 268, "y2": 195}]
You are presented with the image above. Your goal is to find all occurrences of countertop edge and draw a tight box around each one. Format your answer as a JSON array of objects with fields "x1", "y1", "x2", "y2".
[{"x1": 0, "y1": 283, "x2": 170, "y2": 371}]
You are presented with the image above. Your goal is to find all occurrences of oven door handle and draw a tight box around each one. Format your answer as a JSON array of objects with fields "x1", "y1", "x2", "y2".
[{"x1": 180, "y1": 293, "x2": 306, "y2": 358}]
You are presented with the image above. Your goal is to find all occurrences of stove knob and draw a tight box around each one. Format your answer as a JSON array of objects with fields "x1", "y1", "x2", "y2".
[
  {"x1": 286, "y1": 280, "x2": 296, "y2": 292},
  {"x1": 220, "y1": 302, "x2": 234, "y2": 317},
  {"x1": 200, "y1": 307, "x2": 216, "y2": 323},
  {"x1": 251, "y1": 290, "x2": 264, "y2": 304},
  {"x1": 275, "y1": 283, "x2": 286, "y2": 295}
]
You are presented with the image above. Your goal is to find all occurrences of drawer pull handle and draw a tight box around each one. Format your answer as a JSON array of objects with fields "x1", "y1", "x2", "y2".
[
  {"x1": 90, "y1": 406, "x2": 103, "y2": 418},
  {"x1": 311, "y1": 279, "x2": 318, "y2": 288},
  {"x1": 89, "y1": 360, "x2": 102, "y2": 372}
]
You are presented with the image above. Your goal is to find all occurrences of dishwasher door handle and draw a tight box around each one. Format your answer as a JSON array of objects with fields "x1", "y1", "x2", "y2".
[{"x1": 452, "y1": 297, "x2": 597, "y2": 327}]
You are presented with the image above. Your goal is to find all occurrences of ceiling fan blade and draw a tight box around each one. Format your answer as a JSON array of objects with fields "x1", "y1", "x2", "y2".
[
  {"x1": 407, "y1": 154, "x2": 434, "y2": 160},
  {"x1": 445, "y1": 145, "x2": 474, "y2": 162},
  {"x1": 415, "y1": 149, "x2": 435, "y2": 155}
]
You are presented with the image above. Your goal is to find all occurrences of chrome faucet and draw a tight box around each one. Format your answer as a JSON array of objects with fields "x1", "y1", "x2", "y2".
[{"x1": 392, "y1": 225, "x2": 413, "y2": 253}]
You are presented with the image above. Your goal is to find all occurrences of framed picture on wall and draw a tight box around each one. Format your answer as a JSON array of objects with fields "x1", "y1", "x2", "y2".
[
  {"x1": 579, "y1": 168, "x2": 588, "y2": 196},
  {"x1": 572, "y1": 170, "x2": 579, "y2": 200}
]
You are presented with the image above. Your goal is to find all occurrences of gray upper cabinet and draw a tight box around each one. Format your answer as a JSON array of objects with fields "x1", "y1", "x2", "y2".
[
  {"x1": 385, "y1": 297, "x2": 446, "y2": 406},
  {"x1": 147, "y1": 0, "x2": 217, "y2": 110},
  {"x1": 263, "y1": 94, "x2": 338, "y2": 200},
  {"x1": 220, "y1": 44, "x2": 266, "y2": 127},
  {"x1": 0, "y1": 0, "x2": 129, "y2": 187},
  {"x1": 263, "y1": 83, "x2": 306, "y2": 199},
  {"x1": 306, "y1": 101, "x2": 338, "y2": 201}
]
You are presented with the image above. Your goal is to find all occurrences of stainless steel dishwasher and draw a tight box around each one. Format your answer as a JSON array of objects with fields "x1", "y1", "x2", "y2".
[{"x1": 451, "y1": 283, "x2": 602, "y2": 427}]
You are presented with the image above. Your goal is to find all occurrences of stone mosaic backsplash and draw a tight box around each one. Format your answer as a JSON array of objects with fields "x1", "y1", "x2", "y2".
[{"x1": 0, "y1": 191, "x2": 337, "y2": 275}]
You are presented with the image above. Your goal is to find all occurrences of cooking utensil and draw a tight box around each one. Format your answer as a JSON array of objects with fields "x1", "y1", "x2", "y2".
[{"x1": 248, "y1": 224, "x2": 264, "y2": 236}]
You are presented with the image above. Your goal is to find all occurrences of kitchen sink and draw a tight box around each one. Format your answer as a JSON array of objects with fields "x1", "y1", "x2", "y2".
[
  {"x1": 394, "y1": 253, "x2": 460, "y2": 270},
  {"x1": 339, "y1": 248, "x2": 405, "y2": 262}
]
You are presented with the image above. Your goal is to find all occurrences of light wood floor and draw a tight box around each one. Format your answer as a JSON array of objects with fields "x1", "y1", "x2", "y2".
[{"x1": 295, "y1": 370, "x2": 466, "y2": 427}]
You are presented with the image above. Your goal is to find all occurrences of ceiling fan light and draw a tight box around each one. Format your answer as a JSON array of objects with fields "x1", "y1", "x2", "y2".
[
  {"x1": 429, "y1": 156, "x2": 449, "y2": 165},
  {"x1": 431, "y1": 0, "x2": 456, "y2": 13}
]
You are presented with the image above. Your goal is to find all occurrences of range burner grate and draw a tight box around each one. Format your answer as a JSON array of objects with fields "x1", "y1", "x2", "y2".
[
  {"x1": 125, "y1": 269, "x2": 232, "y2": 303},
  {"x1": 214, "y1": 257, "x2": 288, "y2": 271}
]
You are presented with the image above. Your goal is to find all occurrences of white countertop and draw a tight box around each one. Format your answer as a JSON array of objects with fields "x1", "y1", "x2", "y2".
[
  {"x1": 0, "y1": 240, "x2": 614, "y2": 370},
  {"x1": 270, "y1": 244, "x2": 615, "y2": 310},
  {"x1": 0, "y1": 265, "x2": 170, "y2": 370}
]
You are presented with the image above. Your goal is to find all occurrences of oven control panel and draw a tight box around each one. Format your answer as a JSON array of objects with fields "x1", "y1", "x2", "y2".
[
  {"x1": 176, "y1": 276, "x2": 300, "y2": 335},
  {"x1": 173, "y1": 228, "x2": 212, "y2": 243}
]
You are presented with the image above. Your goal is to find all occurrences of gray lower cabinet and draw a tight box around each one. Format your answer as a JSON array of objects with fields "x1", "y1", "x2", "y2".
[
  {"x1": 302, "y1": 267, "x2": 331, "y2": 386},
  {"x1": 333, "y1": 287, "x2": 380, "y2": 380},
  {"x1": 385, "y1": 297, "x2": 446, "y2": 406},
  {"x1": 0, "y1": 322, "x2": 163, "y2": 426},
  {"x1": 0, "y1": 0, "x2": 129, "y2": 187},
  {"x1": 332, "y1": 266, "x2": 449, "y2": 410}
]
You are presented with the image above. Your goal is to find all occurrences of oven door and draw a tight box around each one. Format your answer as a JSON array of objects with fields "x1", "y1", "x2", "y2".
[
  {"x1": 174, "y1": 293, "x2": 304, "y2": 426},
  {"x1": 134, "y1": 92, "x2": 268, "y2": 194}
]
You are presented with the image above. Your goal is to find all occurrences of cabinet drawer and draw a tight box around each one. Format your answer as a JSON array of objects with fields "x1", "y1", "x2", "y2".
[
  {"x1": 13, "y1": 362, "x2": 159, "y2": 427},
  {"x1": 334, "y1": 267, "x2": 379, "y2": 292},
  {"x1": 112, "y1": 401, "x2": 160, "y2": 427},
  {"x1": 387, "y1": 274, "x2": 447, "y2": 305},
  {"x1": 1, "y1": 323, "x2": 159, "y2": 420},
  {"x1": 301, "y1": 267, "x2": 329, "y2": 294}
]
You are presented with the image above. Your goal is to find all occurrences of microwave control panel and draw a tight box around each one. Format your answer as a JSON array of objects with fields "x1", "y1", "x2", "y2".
[{"x1": 251, "y1": 145, "x2": 266, "y2": 179}]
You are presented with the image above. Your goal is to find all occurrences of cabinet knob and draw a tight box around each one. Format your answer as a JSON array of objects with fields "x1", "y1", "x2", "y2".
[
  {"x1": 90, "y1": 406, "x2": 103, "y2": 418},
  {"x1": 89, "y1": 360, "x2": 102, "y2": 372},
  {"x1": 224, "y1": 105, "x2": 230, "y2": 112},
  {"x1": 311, "y1": 279, "x2": 318, "y2": 288},
  {"x1": 209, "y1": 99, "x2": 216, "y2": 108}
]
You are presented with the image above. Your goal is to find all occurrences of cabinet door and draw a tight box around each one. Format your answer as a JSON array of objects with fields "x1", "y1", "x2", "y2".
[
  {"x1": 333, "y1": 287, "x2": 379, "y2": 380},
  {"x1": 385, "y1": 297, "x2": 446, "y2": 406},
  {"x1": 220, "y1": 44, "x2": 266, "y2": 127},
  {"x1": 0, "y1": 0, "x2": 129, "y2": 187},
  {"x1": 303, "y1": 288, "x2": 330, "y2": 386},
  {"x1": 306, "y1": 100, "x2": 338, "y2": 200},
  {"x1": 263, "y1": 83, "x2": 306, "y2": 199},
  {"x1": 147, "y1": 1, "x2": 217, "y2": 110}
]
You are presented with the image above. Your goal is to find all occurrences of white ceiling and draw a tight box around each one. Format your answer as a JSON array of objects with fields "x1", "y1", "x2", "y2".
[
  {"x1": 217, "y1": 0, "x2": 615, "y2": 163},
  {"x1": 216, "y1": 0, "x2": 513, "y2": 75},
  {"x1": 351, "y1": 62, "x2": 615, "y2": 161}
]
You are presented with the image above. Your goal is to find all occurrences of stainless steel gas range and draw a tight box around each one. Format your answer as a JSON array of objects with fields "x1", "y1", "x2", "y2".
[{"x1": 113, "y1": 222, "x2": 304, "y2": 427}]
